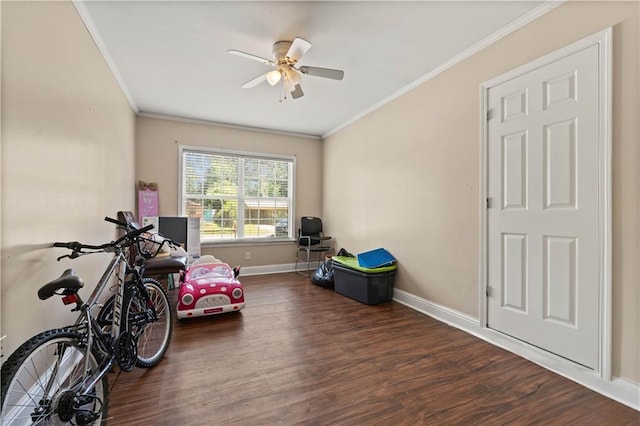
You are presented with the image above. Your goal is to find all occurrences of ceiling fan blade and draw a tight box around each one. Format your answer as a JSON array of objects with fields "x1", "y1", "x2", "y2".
[
  {"x1": 286, "y1": 37, "x2": 312, "y2": 62},
  {"x1": 228, "y1": 50, "x2": 276, "y2": 67},
  {"x1": 298, "y1": 66, "x2": 344, "y2": 80},
  {"x1": 290, "y1": 84, "x2": 304, "y2": 99},
  {"x1": 241, "y1": 74, "x2": 267, "y2": 89}
]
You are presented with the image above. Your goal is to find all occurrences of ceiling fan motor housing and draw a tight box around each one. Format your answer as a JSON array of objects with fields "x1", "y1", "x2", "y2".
[{"x1": 273, "y1": 40, "x2": 294, "y2": 63}]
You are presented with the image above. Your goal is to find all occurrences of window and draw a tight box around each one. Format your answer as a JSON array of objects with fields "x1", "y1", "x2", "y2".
[{"x1": 180, "y1": 146, "x2": 294, "y2": 243}]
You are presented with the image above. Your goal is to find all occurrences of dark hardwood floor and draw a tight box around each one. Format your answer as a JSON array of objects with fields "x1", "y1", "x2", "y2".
[{"x1": 108, "y1": 272, "x2": 639, "y2": 425}]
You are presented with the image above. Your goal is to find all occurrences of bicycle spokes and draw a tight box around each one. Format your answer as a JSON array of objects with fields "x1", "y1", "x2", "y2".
[{"x1": 1, "y1": 331, "x2": 106, "y2": 425}]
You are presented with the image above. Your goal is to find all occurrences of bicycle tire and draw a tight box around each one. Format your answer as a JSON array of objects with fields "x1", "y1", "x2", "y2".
[
  {"x1": 1, "y1": 328, "x2": 108, "y2": 425},
  {"x1": 125, "y1": 278, "x2": 173, "y2": 368},
  {"x1": 98, "y1": 278, "x2": 173, "y2": 368}
]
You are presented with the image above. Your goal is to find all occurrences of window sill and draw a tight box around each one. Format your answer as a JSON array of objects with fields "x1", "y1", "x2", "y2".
[{"x1": 201, "y1": 239, "x2": 296, "y2": 248}]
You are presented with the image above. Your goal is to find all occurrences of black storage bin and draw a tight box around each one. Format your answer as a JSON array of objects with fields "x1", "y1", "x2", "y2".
[{"x1": 333, "y1": 261, "x2": 396, "y2": 305}]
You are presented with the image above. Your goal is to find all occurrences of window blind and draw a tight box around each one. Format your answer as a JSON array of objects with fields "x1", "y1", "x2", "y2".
[{"x1": 180, "y1": 147, "x2": 294, "y2": 242}]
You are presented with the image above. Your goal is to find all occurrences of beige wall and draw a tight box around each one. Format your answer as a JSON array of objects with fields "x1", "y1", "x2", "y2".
[
  {"x1": 135, "y1": 116, "x2": 323, "y2": 267},
  {"x1": 323, "y1": 1, "x2": 639, "y2": 382},
  {"x1": 1, "y1": 0, "x2": 636, "y2": 385},
  {"x1": 1, "y1": 2, "x2": 136, "y2": 356}
]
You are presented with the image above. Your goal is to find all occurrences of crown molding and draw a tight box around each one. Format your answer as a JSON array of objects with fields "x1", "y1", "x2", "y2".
[
  {"x1": 322, "y1": 0, "x2": 566, "y2": 139},
  {"x1": 137, "y1": 112, "x2": 322, "y2": 140},
  {"x1": 72, "y1": 1, "x2": 139, "y2": 113}
]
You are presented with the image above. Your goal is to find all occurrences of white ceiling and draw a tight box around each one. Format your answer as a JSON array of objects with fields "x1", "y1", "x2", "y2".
[{"x1": 76, "y1": 1, "x2": 546, "y2": 138}]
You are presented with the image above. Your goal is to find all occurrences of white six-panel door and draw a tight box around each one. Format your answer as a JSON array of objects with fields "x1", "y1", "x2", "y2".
[{"x1": 486, "y1": 44, "x2": 600, "y2": 369}]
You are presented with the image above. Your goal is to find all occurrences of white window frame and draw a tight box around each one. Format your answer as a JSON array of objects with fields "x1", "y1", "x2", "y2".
[{"x1": 178, "y1": 145, "x2": 296, "y2": 244}]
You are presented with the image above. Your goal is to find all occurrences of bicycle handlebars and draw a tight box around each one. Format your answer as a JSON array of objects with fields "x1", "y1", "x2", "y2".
[
  {"x1": 53, "y1": 217, "x2": 154, "y2": 260},
  {"x1": 103, "y1": 216, "x2": 127, "y2": 228},
  {"x1": 53, "y1": 241, "x2": 83, "y2": 250}
]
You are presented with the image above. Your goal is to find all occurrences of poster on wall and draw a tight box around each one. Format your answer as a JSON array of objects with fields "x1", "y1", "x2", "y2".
[{"x1": 137, "y1": 181, "x2": 158, "y2": 223}]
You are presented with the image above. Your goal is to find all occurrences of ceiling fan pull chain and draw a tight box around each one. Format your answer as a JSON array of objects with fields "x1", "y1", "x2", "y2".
[{"x1": 279, "y1": 83, "x2": 285, "y2": 102}]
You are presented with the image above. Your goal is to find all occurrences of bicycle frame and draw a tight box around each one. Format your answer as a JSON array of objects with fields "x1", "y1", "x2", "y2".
[{"x1": 67, "y1": 248, "x2": 130, "y2": 396}]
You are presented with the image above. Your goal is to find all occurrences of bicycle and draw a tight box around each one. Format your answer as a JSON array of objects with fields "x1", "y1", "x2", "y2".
[
  {"x1": 0, "y1": 217, "x2": 174, "y2": 425},
  {"x1": 95, "y1": 223, "x2": 178, "y2": 368}
]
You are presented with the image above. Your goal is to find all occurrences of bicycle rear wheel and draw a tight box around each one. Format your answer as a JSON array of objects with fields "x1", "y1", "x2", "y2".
[
  {"x1": 125, "y1": 278, "x2": 173, "y2": 368},
  {"x1": 1, "y1": 328, "x2": 108, "y2": 425}
]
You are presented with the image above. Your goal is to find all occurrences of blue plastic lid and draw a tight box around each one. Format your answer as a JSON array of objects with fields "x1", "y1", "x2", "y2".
[{"x1": 356, "y1": 248, "x2": 396, "y2": 269}]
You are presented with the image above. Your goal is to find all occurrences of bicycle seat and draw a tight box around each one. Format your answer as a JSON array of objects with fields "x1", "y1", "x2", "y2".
[
  {"x1": 144, "y1": 254, "x2": 187, "y2": 276},
  {"x1": 38, "y1": 269, "x2": 84, "y2": 300}
]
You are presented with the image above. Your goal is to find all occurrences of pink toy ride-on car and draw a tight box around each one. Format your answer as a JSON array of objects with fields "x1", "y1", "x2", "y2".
[{"x1": 177, "y1": 258, "x2": 245, "y2": 319}]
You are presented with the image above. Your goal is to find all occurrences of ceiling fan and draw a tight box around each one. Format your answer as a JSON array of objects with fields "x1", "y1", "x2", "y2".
[{"x1": 228, "y1": 37, "x2": 344, "y2": 100}]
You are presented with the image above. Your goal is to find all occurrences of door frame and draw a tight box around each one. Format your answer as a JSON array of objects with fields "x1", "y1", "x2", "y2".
[{"x1": 479, "y1": 28, "x2": 612, "y2": 378}]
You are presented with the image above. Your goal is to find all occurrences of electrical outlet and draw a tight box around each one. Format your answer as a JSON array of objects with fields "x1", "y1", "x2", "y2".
[{"x1": 245, "y1": 251, "x2": 251, "y2": 260}]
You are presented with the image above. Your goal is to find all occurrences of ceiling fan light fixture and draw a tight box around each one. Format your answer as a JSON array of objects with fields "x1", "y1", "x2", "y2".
[
  {"x1": 283, "y1": 79, "x2": 295, "y2": 94},
  {"x1": 266, "y1": 70, "x2": 282, "y2": 86},
  {"x1": 284, "y1": 68, "x2": 301, "y2": 85}
]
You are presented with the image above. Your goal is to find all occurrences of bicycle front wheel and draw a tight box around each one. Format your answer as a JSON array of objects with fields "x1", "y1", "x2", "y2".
[
  {"x1": 1, "y1": 328, "x2": 108, "y2": 425},
  {"x1": 125, "y1": 278, "x2": 173, "y2": 368}
]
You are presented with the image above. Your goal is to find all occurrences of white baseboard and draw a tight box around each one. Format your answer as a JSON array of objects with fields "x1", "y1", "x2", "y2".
[
  {"x1": 241, "y1": 262, "x2": 312, "y2": 276},
  {"x1": 393, "y1": 288, "x2": 640, "y2": 411}
]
